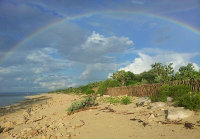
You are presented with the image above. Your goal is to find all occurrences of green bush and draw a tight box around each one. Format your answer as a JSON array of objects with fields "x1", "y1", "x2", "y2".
[
  {"x1": 85, "y1": 89, "x2": 95, "y2": 95},
  {"x1": 150, "y1": 84, "x2": 191, "y2": 102},
  {"x1": 176, "y1": 93, "x2": 200, "y2": 111},
  {"x1": 121, "y1": 96, "x2": 132, "y2": 105},
  {"x1": 99, "y1": 96, "x2": 132, "y2": 105},
  {"x1": 96, "y1": 83, "x2": 107, "y2": 96},
  {"x1": 67, "y1": 101, "x2": 84, "y2": 113},
  {"x1": 105, "y1": 97, "x2": 121, "y2": 104},
  {"x1": 67, "y1": 95, "x2": 96, "y2": 113},
  {"x1": 96, "y1": 79, "x2": 121, "y2": 96},
  {"x1": 149, "y1": 84, "x2": 200, "y2": 111},
  {"x1": 169, "y1": 85, "x2": 191, "y2": 101},
  {"x1": 150, "y1": 84, "x2": 170, "y2": 102}
]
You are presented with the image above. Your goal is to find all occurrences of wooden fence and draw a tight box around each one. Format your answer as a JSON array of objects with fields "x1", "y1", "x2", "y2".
[{"x1": 105, "y1": 79, "x2": 200, "y2": 97}]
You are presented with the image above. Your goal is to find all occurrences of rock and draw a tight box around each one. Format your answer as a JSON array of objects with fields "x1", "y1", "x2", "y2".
[
  {"x1": 148, "y1": 114, "x2": 155, "y2": 121},
  {"x1": 66, "y1": 134, "x2": 71, "y2": 137},
  {"x1": 45, "y1": 124, "x2": 50, "y2": 128},
  {"x1": 50, "y1": 135, "x2": 57, "y2": 139},
  {"x1": 148, "y1": 102, "x2": 166, "y2": 109},
  {"x1": 57, "y1": 123, "x2": 64, "y2": 128},
  {"x1": 3, "y1": 127, "x2": 11, "y2": 132},
  {"x1": 32, "y1": 115, "x2": 46, "y2": 122},
  {"x1": 56, "y1": 132, "x2": 62, "y2": 137},
  {"x1": 167, "y1": 107, "x2": 194, "y2": 121},
  {"x1": 103, "y1": 95, "x2": 110, "y2": 98},
  {"x1": 0, "y1": 127, "x2": 4, "y2": 133},
  {"x1": 37, "y1": 135, "x2": 46, "y2": 139},
  {"x1": 167, "y1": 97, "x2": 173, "y2": 102},
  {"x1": 136, "y1": 97, "x2": 151, "y2": 107},
  {"x1": 27, "y1": 129, "x2": 38, "y2": 136},
  {"x1": 2, "y1": 121, "x2": 14, "y2": 128},
  {"x1": 22, "y1": 127, "x2": 32, "y2": 133}
]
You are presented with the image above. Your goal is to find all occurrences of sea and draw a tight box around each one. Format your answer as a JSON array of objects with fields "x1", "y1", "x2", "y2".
[{"x1": 0, "y1": 92, "x2": 43, "y2": 107}]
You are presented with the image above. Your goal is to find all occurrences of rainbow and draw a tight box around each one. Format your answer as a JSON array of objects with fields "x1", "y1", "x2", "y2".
[{"x1": 1, "y1": 11, "x2": 200, "y2": 64}]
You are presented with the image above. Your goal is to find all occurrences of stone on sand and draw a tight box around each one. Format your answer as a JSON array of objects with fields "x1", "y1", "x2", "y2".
[
  {"x1": 136, "y1": 97, "x2": 151, "y2": 107},
  {"x1": 167, "y1": 107, "x2": 194, "y2": 121},
  {"x1": 27, "y1": 129, "x2": 38, "y2": 136},
  {"x1": 148, "y1": 114, "x2": 155, "y2": 121},
  {"x1": 148, "y1": 102, "x2": 166, "y2": 109},
  {"x1": 2, "y1": 127, "x2": 12, "y2": 133},
  {"x1": 2, "y1": 121, "x2": 14, "y2": 128}
]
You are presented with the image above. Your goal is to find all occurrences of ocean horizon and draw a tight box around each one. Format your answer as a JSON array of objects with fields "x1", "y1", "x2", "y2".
[{"x1": 0, "y1": 92, "x2": 44, "y2": 107}]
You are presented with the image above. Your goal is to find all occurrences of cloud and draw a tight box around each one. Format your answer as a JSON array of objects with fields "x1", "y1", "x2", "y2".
[
  {"x1": 34, "y1": 75, "x2": 76, "y2": 90},
  {"x1": 69, "y1": 32, "x2": 133, "y2": 63},
  {"x1": 120, "y1": 50, "x2": 200, "y2": 74},
  {"x1": 0, "y1": 66, "x2": 21, "y2": 74},
  {"x1": 27, "y1": 30, "x2": 133, "y2": 64},
  {"x1": 26, "y1": 48, "x2": 72, "y2": 74},
  {"x1": 120, "y1": 53, "x2": 153, "y2": 74},
  {"x1": 0, "y1": 47, "x2": 74, "y2": 92},
  {"x1": 79, "y1": 63, "x2": 118, "y2": 81}
]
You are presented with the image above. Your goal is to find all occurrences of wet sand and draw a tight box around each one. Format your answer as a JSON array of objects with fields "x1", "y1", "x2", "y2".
[
  {"x1": 0, "y1": 94, "x2": 51, "y2": 117},
  {"x1": 0, "y1": 93, "x2": 200, "y2": 139}
]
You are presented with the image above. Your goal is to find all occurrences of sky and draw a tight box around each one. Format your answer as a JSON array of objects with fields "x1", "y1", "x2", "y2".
[{"x1": 0, "y1": 0, "x2": 200, "y2": 92}]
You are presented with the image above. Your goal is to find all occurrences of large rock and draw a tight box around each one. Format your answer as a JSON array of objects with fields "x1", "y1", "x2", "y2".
[
  {"x1": 136, "y1": 97, "x2": 151, "y2": 107},
  {"x1": 148, "y1": 102, "x2": 166, "y2": 109},
  {"x1": 167, "y1": 107, "x2": 194, "y2": 121}
]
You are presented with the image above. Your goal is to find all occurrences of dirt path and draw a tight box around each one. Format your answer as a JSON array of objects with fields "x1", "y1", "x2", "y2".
[{"x1": 0, "y1": 93, "x2": 200, "y2": 139}]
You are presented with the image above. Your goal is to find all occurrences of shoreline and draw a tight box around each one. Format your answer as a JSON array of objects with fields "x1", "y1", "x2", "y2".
[
  {"x1": 0, "y1": 93, "x2": 50, "y2": 117},
  {"x1": 0, "y1": 92, "x2": 46, "y2": 108}
]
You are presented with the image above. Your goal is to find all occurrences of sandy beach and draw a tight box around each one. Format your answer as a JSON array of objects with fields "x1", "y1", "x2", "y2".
[{"x1": 0, "y1": 93, "x2": 200, "y2": 139}]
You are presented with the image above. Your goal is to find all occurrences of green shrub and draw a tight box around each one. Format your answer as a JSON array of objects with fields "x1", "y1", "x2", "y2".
[
  {"x1": 150, "y1": 84, "x2": 170, "y2": 102},
  {"x1": 169, "y1": 85, "x2": 191, "y2": 101},
  {"x1": 99, "y1": 96, "x2": 132, "y2": 105},
  {"x1": 96, "y1": 83, "x2": 107, "y2": 96},
  {"x1": 121, "y1": 96, "x2": 132, "y2": 105},
  {"x1": 150, "y1": 84, "x2": 191, "y2": 102},
  {"x1": 67, "y1": 95, "x2": 96, "y2": 113},
  {"x1": 96, "y1": 79, "x2": 121, "y2": 96},
  {"x1": 85, "y1": 89, "x2": 95, "y2": 95},
  {"x1": 149, "y1": 84, "x2": 200, "y2": 110},
  {"x1": 67, "y1": 101, "x2": 84, "y2": 113},
  {"x1": 176, "y1": 93, "x2": 200, "y2": 111},
  {"x1": 106, "y1": 97, "x2": 121, "y2": 104}
]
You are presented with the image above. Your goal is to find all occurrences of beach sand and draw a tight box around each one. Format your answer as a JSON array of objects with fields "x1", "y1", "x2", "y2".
[{"x1": 0, "y1": 93, "x2": 200, "y2": 139}]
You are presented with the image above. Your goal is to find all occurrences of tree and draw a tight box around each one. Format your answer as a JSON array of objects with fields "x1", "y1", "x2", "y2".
[
  {"x1": 111, "y1": 70, "x2": 135, "y2": 86},
  {"x1": 175, "y1": 63, "x2": 199, "y2": 80},
  {"x1": 140, "y1": 71, "x2": 156, "y2": 83},
  {"x1": 151, "y1": 62, "x2": 174, "y2": 83}
]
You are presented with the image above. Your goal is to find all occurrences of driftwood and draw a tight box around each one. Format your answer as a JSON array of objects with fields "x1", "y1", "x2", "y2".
[
  {"x1": 99, "y1": 107, "x2": 116, "y2": 112},
  {"x1": 156, "y1": 120, "x2": 196, "y2": 129},
  {"x1": 130, "y1": 118, "x2": 148, "y2": 127}
]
